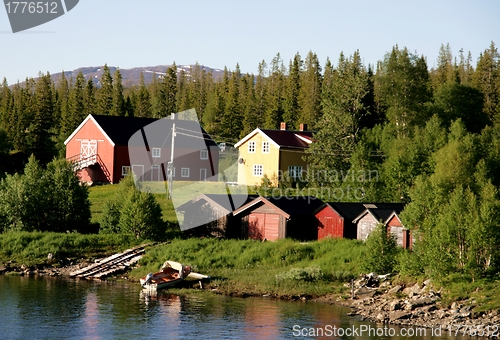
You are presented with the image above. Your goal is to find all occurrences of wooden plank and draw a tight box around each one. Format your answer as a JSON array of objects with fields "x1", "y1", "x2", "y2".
[{"x1": 70, "y1": 244, "x2": 147, "y2": 277}]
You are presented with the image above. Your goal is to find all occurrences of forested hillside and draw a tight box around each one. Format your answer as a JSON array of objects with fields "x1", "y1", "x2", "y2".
[{"x1": 1, "y1": 42, "x2": 500, "y2": 278}]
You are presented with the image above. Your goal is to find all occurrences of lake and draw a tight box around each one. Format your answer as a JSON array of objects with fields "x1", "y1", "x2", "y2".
[{"x1": 0, "y1": 275, "x2": 477, "y2": 339}]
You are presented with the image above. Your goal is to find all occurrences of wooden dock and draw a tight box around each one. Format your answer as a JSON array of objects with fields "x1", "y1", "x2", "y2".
[{"x1": 70, "y1": 244, "x2": 147, "y2": 279}]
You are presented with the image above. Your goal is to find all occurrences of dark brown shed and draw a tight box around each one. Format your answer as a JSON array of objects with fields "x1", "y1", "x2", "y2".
[{"x1": 176, "y1": 194, "x2": 257, "y2": 238}]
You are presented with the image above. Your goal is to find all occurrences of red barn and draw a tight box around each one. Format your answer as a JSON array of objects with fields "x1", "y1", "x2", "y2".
[{"x1": 65, "y1": 114, "x2": 219, "y2": 184}]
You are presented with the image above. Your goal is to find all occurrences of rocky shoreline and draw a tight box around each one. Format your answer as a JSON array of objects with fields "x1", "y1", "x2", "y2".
[
  {"x1": 317, "y1": 273, "x2": 500, "y2": 338},
  {"x1": 0, "y1": 258, "x2": 93, "y2": 277}
]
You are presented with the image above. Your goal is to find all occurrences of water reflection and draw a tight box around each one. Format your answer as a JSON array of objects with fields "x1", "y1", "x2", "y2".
[{"x1": 0, "y1": 275, "x2": 479, "y2": 340}]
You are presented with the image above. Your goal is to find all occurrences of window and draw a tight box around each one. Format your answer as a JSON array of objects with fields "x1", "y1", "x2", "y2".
[
  {"x1": 200, "y1": 149, "x2": 208, "y2": 160},
  {"x1": 253, "y1": 164, "x2": 263, "y2": 176},
  {"x1": 248, "y1": 141, "x2": 256, "y2": 153},
  {"x1": 181, "y1": 168, "x2": 190, "y2": 178},
  {"x1": 122, "y1": 166, "x2": 131, "y2": 176},
  {"x1": 152, "y1": 148, "x2": 161, "y2": 158},
  {"x1": 288, "y1": 166, "x2": 303, "y2": 180},
  {"x1": 262, "y1": 141, "x2": 270, "y2": 153}
]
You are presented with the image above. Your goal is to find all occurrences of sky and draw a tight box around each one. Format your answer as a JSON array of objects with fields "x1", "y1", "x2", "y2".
[{"x1": 1, "y1": 0, "x2": 500, "y2": 85}]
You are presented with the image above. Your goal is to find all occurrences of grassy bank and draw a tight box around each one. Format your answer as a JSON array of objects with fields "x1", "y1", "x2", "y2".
[
  {"x1": 88, "y1": 184, "x2": 177, "y2": 224},
  {"x1": 129, "y1": 237, "x2": 366, "y2": 297},
  {"x1": 2, "y1": 230, "x2": 500, "y2": 313},
  {"x1": 0, "y1": 231, "x2": 142, "y2": 267}
]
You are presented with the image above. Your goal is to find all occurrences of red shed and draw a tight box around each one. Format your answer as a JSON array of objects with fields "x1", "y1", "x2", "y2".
[
  {"x1": 65, "y1": 114, "x2": 219, "y2": 184},
  {"x1": 314, "y1": 202, "x2": 368, "y2": 240},
  {"x1": 385, "y1": 211, "x2": 412, "y2": 249},
  {"x1": 233, "y1": 196, "x2": 324, "y2": 241}
]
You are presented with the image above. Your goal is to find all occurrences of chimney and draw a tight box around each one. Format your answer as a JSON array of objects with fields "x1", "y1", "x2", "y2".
[
  {"x1": 300, "y1": 123, "x2": 307, "y2": 131},
  {"x1": 280, "y1": 122, "x2": 287, "y2": 130}
]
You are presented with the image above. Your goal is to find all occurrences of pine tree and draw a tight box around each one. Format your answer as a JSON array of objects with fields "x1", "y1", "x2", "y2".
[
  {"x1": 97, "y1": 64, "x2": 113, "y2": 115},
  {"x1": 264, "y1": 54, "x2": 285, "y2": 129},
  {"x1": 161, "y1": 64, "x2": 178, "y2": 117},
  {"x1": 29, "y1": 73, "x2": 56, "y2": 164},
  {"x1": 298, "y1": 51, "x2": 322, "y2": 129},
  {"x1": 458, "y1": 49, "x2": 474, "y2": 85},
  {"x1": 111, "y1": 69, "x2": 125, "y2": 116},
  {"x1": 307, "y1": 51, "x2": 371, "y2": 180},
  {"x1": 431, "y1": 43, "x2": 456, "y2": 89},
  {"x1": 241, "y1": 75, "x2": 259, "y2": 137},
  {"x1": 176, "y1": 69, "x2": 191, "y2": 112},
  {"x1": 0, "y1": 78, "x2": 12, "y2": 129},
  {"x1": 61, "y1": 71, "x2": 85, "y2": 138},
  {"x1": 472, "y1": 42, "x2": 500, "y2": 124},
  {"x1": 56, "y1": 72, "x2": 70, "y2": 134},
  {"x1": 84, "y1": 79, "x2": 96, "y2": 117},
  {"x1": 375, "y1": 46, "x2": 431, "y2": 136},
  {"x1": 203, "y1": 82, "x2": 225, "y2": 136},
  {"x1": 283, "y1": 53, "x2": 302, "y2": 128},
  {"x1": 134, "y1": 72, "x2": 151, "y2": 117},
  {"x1": 221, "y1": 64, "x2": 242, "y2": 139}
]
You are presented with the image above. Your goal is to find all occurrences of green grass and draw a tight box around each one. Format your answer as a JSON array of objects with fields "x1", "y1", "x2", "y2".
[
  {"x1": 430, "y1": 273, "x2": 500, "y2": 312},
  {"x1": 129, "y1": 237, "x2": 365, "y2": 297},
  {"x1": 88, "y1": 183, "x2": 179, "y2": 224},
  {"x1": 0, "y1": 231, "x2": 142, "y2": 266}
]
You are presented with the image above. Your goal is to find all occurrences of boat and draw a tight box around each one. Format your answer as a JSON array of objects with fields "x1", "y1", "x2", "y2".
[{"x1": 140, "y1": 260, "x2": 192, "y2": 290}]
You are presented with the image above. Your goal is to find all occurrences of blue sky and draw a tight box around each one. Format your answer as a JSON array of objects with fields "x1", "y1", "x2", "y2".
[{"x1": 1, "y1": 0, "x2": 499, "y2": 85}]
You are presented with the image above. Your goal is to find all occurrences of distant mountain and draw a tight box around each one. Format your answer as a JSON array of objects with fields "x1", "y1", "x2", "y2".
[{"x1": 47, "y1": 64, "x2": 225, "y2": 87}]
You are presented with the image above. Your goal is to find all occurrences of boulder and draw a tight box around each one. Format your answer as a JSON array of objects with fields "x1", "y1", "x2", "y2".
[
  {"x1": 402, "y1": 283, "x2": 421, "y2": 297},
  {"x1": 389, "y1": 310, "x2": 411, "y2": 321},
  {"x1": 388, "y1": 300, "x2": 402, "y2": 311},
  {"x1": 408, "y1": 298, "x2": 434, "y2": 310},
  {"x1": 355, "y1": 287, "x2": 377, "y2": 299},
  {"x1": 387, "y1": 285, "x2": 402, "y2": 295}
]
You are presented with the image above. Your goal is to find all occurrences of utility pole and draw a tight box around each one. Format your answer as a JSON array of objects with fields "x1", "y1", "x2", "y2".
[{"x1": 167, "y1": 115, "x2": 176, "y2": 199}]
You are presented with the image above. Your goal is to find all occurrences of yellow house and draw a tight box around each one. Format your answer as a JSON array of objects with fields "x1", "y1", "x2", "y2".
[{"x1": 235, "y1": 123, "x2": 313, "y2": 186}]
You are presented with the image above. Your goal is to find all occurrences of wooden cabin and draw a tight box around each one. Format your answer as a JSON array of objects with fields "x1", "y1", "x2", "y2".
[
  {"x1": 314, "y1": 202, "x2": 369, "y2": 239},
  {"x1": 233, "y1": 196, "x2": 324, "y2": 241},
  {"x1": 175, "y1": 194, "x2": 257, "y2": 238},
  {"x1": 352, "y1": 203, "x2": 411, "y2": 248}
]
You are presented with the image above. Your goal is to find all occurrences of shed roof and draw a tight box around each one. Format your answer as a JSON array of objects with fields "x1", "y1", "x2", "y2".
[
  {"x1": 176, "y1": 194, "x2": 258, "y2": 214},
  {"x1": 352, "y1": 203, "x2": 406, "y2": 224},
  {"x1": 233, "y1": 196, "x2": 324, "y2": 218}
]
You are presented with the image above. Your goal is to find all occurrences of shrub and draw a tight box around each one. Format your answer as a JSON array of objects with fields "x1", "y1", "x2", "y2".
[{"x1": 361, "y1": 223, "x2": 399, "y2": 274}]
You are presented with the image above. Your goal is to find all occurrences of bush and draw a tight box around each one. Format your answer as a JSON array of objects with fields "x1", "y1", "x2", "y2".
[
  {"x1": 0, "y1": 156, "x2": 91, "y2": 233},
  {"x1": 361, "y1": 223, "x2": 399, "y2": 274},
  {"x1": 100, "y1": 174, "x2": 165, "y2": 240},
  {"x1": 119, "y1": 189, "x2": 164, "y2": 240}
]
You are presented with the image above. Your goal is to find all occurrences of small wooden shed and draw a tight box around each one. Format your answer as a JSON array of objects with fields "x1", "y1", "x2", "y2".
[
  {"x1": 352, "y1": 203, "x2": 410, "y2": 248},
  {"x1": 314, "y1": 202, "x2": 369, "y2": 239},
  {"x1": 175, "y1": 194, "x2": 257, "y2": 238},
  {"x1": 385, "y1": 211, "x2": 412, "y2": 249},
  {"x1": 233, "y1": 196, "x2": 324, "y2": 241}
]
